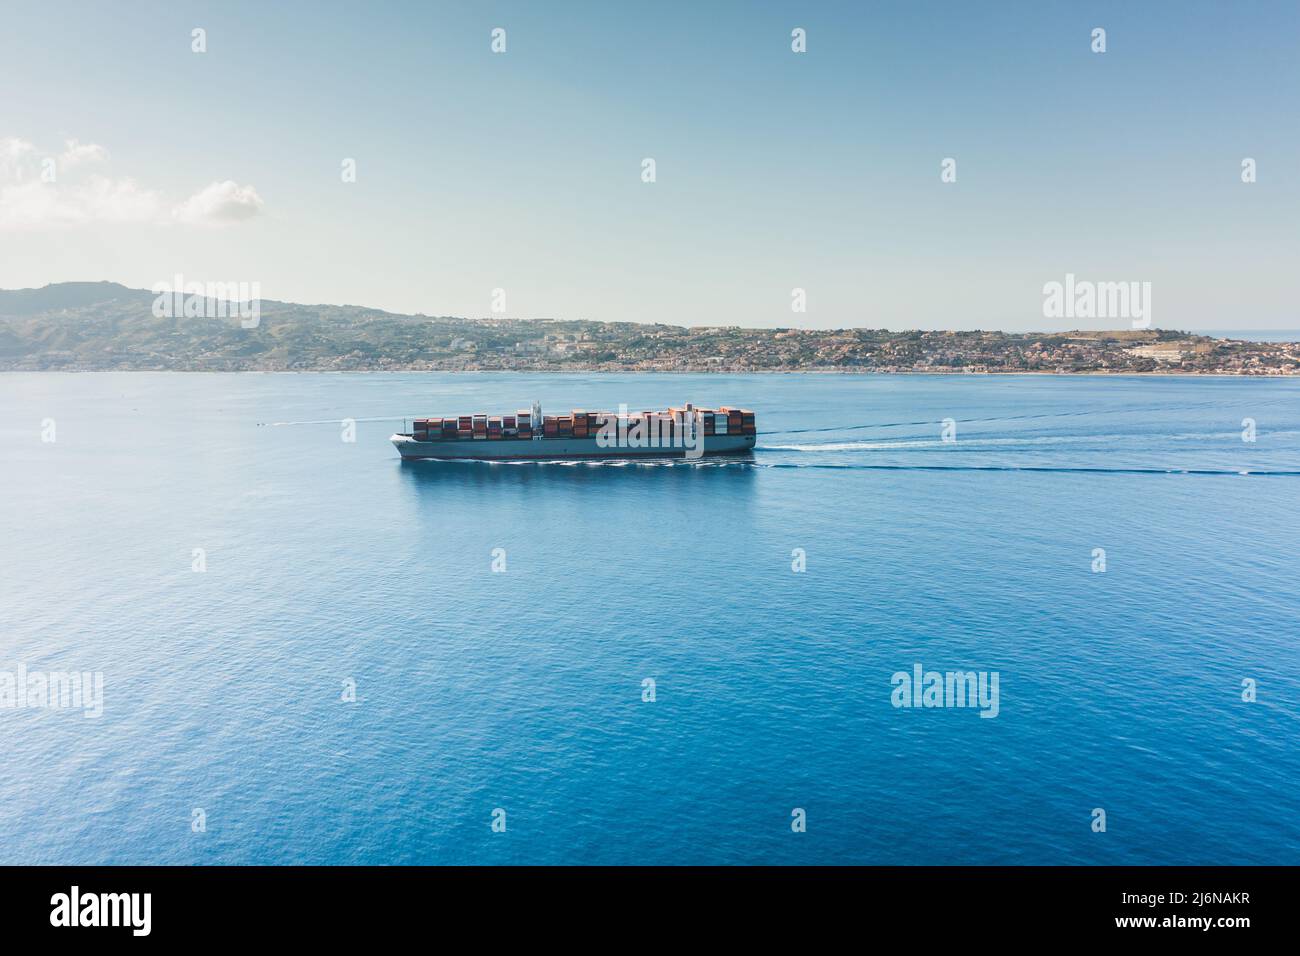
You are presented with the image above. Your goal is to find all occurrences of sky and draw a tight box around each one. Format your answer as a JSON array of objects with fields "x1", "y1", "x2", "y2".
[{"x1": 1, "y1": 0, "x2": 1296, "y2": 331}]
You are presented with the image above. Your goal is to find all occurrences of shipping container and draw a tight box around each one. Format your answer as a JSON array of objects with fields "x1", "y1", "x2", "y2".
[{"x1": 409, "y1": 403, "x2": 751, "y2": 447}]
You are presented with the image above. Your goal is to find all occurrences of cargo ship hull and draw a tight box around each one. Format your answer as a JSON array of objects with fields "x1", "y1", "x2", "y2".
[{"x1": 392, "y1": 433, "x2": 756, "y2": 460}]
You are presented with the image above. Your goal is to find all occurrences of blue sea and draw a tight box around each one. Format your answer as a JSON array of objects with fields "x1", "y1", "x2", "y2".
[{"x1": 2, "y1": 372, "x2": 1298, "y2": 865}]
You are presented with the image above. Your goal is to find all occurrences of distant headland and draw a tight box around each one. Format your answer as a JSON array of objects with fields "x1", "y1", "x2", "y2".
[{"x1": 1, "y1": 282, "x2": 1296, "y2": 375}]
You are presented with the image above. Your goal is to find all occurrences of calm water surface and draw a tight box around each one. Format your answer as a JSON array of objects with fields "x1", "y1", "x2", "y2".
[{"x1": 2, "y1": 372, "x2": 1298, "y2": 864}]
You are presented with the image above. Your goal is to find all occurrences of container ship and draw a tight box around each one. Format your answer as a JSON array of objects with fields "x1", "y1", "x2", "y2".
[{"x1": 391, "y1": 402, "x2": 756, "y2": 460}]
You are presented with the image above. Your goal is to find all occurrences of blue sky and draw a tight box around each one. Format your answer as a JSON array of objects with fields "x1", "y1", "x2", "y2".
[{"x1": 1, "y1": 1, "x2": 1296, "y2": 330}]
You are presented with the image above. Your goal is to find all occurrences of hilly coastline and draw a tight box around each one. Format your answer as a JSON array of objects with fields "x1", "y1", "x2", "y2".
[{"x1": 1, "y1": 281, "x2": 1296, "y2": 374}]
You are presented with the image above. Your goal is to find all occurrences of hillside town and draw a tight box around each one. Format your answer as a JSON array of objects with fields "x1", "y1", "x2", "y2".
[{"x1": 394, "y1": 321, "x2": 1299, "y2": 376}]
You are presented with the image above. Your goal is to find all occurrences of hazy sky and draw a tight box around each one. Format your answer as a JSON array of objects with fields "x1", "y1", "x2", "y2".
[{"x1": 1, "y1": 1, "x2": 1296, "y2": 330}]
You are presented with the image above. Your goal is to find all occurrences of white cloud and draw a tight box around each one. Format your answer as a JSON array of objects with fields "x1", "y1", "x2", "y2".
[
  {"x1": 0, "y1": 175, "x2": 163, "y2": 227},
  {"x1": 1, "y1": 137, "x2": 35, "y2": 160},
  {"x1": 0, "y1": 137, "x2": 37, "y2": 181},
  {"x1": 172, "y1": 180, "x2": 265, "y2": 224},
  {"x1": 59, "y1": 139, "x2": 109, "y2": 169},
  {"x1": 0, "y1": 136, "x2": 262, "y2": 229}
]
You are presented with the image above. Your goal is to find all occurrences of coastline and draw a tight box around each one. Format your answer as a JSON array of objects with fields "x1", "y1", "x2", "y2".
[{"x1": 4, "y1": 367, "x2": 1298, "y2": 377}]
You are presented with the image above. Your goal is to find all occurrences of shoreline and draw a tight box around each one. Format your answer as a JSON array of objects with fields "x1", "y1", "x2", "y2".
[{"x1": 3, "y1": 368, "x2": 1298, "y2": 379}]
